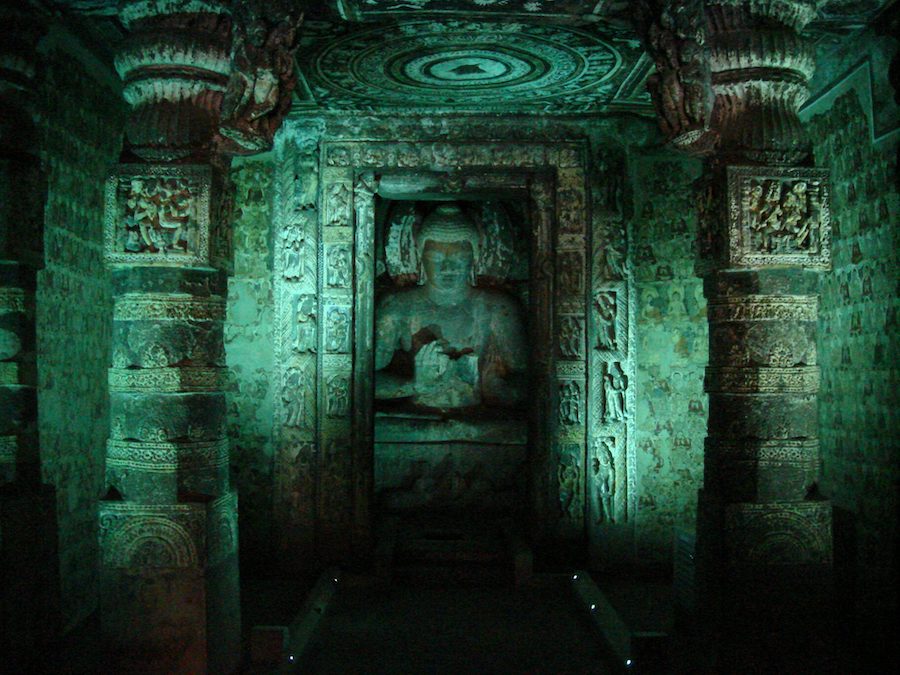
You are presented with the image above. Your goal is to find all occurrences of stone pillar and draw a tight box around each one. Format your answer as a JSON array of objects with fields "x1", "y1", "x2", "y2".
[
  {"x1": 99, "y1": 1, "x2": 300, "y2": 671},
  {"x1": 98, "y1": 2, "x2": 238, "y2": 673},
  {"x1": 638, "y1": 0, "x2": 833, "y2": 667},
  {"x1": 0, "y1": 5, "x2": 60, "y2": 671}
]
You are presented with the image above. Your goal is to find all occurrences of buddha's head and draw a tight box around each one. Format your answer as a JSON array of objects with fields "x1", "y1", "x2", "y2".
[{"x1": 416, "y1": 204, "x2": 480, "y2": 292}]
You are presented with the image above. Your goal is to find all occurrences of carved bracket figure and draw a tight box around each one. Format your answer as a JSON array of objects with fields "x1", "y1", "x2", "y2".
[
  {"x1": 218, "y1": 2, "x2": 303, "y2": 154},
  {"x1": 635, "y1": 0, "x2": 717, "y2": 154}
]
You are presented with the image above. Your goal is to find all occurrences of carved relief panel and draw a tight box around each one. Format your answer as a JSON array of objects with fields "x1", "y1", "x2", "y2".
[
  {"x1": 105, "y1": 164, "x2": 212, "y2": 266},
  {"x1": 726, "y1": 166, "x2": 831, "y2": 269}
]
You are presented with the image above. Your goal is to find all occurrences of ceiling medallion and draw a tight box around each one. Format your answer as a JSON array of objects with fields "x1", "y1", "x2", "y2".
[{"x1": 309, "y1": 21, "x2": 622, "y2": 111}]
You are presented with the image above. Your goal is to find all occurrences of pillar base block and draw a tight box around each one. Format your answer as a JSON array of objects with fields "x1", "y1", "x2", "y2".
[
  {"x1": 98, "y1": 490, "x2": 240, "y2": 674},
  {"x1": 695, "y1": 492, "x2": 835, "y2": 670}
]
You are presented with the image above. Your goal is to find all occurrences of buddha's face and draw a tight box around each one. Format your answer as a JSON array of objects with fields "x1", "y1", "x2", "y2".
[{"x1": 421, "y1": 239, "x2": 474, "y2": 293}]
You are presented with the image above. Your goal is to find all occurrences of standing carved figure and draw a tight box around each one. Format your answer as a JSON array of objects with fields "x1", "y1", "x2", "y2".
[
  {"x1": 603, "y1": 362, "x2": 627, "y2": 423},
  {"x1": 593, "y1": 438, "x2": 616, "y2": 524},
  {"x1": 558, "y1": 381, "x2": 582, "y2": 425},
  {"x1": 558, "y1": 455, "x2": 581, "y2": 519},
  {"x1": 283, "y1": 226, "x2": 305, "y2": 281},
  {"x1": 594, "y1": 291, "x2": 617, "y2": 352}
]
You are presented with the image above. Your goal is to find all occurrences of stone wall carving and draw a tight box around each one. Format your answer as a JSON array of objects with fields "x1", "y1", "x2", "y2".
[
  {"x1": 635, "y1": 0, "x2": 716, "y2": 153},
  {"x1": 272, "y1": 126, "x2": 322, "y2": 560},
  {"x1": 602, "y1": 361, "x2": 627, "y2": 423},
  {"x1": 592, "y1": 436, "x2": 617, "y2": 524},
  {"x1": 218, "y1": 2, "x2": 302, "y2": 154}
]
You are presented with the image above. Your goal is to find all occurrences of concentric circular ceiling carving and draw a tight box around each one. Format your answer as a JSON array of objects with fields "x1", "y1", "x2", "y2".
[{"x1": 309, "y1": 21, "x2": 622, "y2": 111}]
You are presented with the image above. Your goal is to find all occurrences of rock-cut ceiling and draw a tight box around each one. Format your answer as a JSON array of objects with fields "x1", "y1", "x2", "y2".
[
  {"x1": 56, "y1": 0, "x2": 898, "y2": 116},
  {"x1": 294, "y1": 16, "x2": 650, "y2": 114}
]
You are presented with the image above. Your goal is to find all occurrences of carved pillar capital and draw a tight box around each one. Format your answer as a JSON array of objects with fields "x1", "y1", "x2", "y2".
[
  {"x1": 116, "y1": 0, "x2": 233, "y2": 161},
  {"x1": 115, "y1": 0, "x2": 302, "y2": 161},
  {"x1": 637, "y1": 0, "x2": 824, "y2": 164}
]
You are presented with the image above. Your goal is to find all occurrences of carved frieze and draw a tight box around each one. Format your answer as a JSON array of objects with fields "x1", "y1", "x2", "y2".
[
  {"x1": 106, "y1": 439, "x2": 230, "y2": 472},
  {"x1": 705, "y1": 438, "x2": 819, "y2": 502},
  {"x1": 726, "y1": 166, "x2": 831, "y2": 269},
  {"x1": 707, "y1": 295, "x2": 818, "y2": 323},
  {"x1": 110, "y1": 392, "x2": 227, "y2": 443},
  {"x1": 105, "y1": 165, "x2": 212, "y2": 266},
  {"x1": 114, "y1": 294, "x2": 226, "y2": 322},
  {"x1": 108, "y1": 367, "x2": 226, "y2": 393},
  {"x1": 705, "y1": 365, "x2": 820, "y2": 394}
]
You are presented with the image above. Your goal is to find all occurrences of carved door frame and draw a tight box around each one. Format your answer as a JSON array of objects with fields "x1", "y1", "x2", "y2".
[{"x1": 274, "y1": 137, "x2": 635, "y2": 563}]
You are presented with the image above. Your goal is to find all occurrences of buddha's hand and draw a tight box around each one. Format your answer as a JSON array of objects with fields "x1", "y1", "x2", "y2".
[{"x1": 414, "y1": 341, "x2": 450, "y2": 388}]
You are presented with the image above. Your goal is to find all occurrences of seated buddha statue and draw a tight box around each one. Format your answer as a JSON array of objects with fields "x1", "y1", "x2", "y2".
[{"x1": 374, "y1": 203, "x2": 527, "y2": 412}]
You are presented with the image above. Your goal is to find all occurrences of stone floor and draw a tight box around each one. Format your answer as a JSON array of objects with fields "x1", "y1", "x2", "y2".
[{"x1": 302, "y1": 578, "x2": 613, "y2": 674}]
